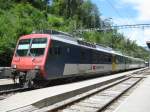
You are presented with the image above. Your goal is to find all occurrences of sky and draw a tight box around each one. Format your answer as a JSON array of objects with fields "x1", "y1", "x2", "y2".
[{"x1": 91, "y1": 0, "x2": 150, "y2": 46}]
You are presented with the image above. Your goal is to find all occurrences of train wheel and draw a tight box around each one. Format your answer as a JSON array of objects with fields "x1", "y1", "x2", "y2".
[
  {"x1": 19, "y1": 77, "x2": 24, "y2": 86},
  {"x1": 18, "y1": 72, "x2": 26, "y2": 87},
  {"x1": 25, "y1": 70, "x2": 44, "y2": 88},
  {"x1": 23, "y1": 79, "x2": 40, "y2": 88},
  {"x1": 19, "y1": 70, "x2": 36, "y2": 88},
  {"x1": 23, "y1": 80, "x2": 33, "y2": 88}
]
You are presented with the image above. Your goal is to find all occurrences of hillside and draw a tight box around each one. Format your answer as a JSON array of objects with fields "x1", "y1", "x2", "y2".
[{"x1": 0, "y1": 0, "x2": 149, "y2": 66}]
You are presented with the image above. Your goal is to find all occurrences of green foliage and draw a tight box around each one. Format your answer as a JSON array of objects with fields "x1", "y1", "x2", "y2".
[
  {"x1": 49, "y1": 0, "x2": 101, "y2": 28},
  {"x1": 0, "y1": 0, "x2": 149, "y2": 66},
  {"x1": 48, "y1": 15, "x2": 64, "y2": 27},
  {"x1": 0, "y1": 3, "x2": 49, "y2": 66}
]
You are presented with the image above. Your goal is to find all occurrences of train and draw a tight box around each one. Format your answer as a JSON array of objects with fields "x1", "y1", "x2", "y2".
[{"x1": 11, "y1": 30, "x2": 146, "y2": 88}]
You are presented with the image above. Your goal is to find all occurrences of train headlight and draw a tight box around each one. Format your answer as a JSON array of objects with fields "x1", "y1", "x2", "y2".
[
  {"x1": 12, "y1": 64, "x2": 17, "y2": 69},
  {"x1": 35, "y1": 65, "x2": 40, "y2": 70}
]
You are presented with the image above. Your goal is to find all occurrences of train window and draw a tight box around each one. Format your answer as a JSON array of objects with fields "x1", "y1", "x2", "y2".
[
  {"x1": 98, "y1": 54, "x2": 102, "y2": 63},
  {"x1": 16, "y1": 49, "x2": 28, "y2": 56},
  {"x1": 54, "y1": 47, "x2": 61, "y2": 55},
  {"x1": 30, "y1": 48, "x2": 45, "y2": 56},
  {"x1": 49, "y1": 40, "x2": 63, "y2": 56},
  {"x1": 108, "y1": 57, "x2": 112, "y2": 62},
  {"x1": 67, "y1": 48, "x2": 70, "y2": 53},
  {"x1": 16, "y1": 39, "x2": 31, "y2": 56},
  {"x1": 81, "y1": 50, "x2": 86, "y2": 61},
  {"x1": 30, "y1": 38, "x2": 47, "y2": 56},
  {"x1": 98, "y1": 53, "x2": 111, "y2": 63},
  {"x1": 116, "y1": 55, "x2": 124, "y2": 64},
  {"x1": 105, "y1": 54, "x2": 112, "y2": 63},
  {"x1": 92, "y1": 53, "x2": 97, "y2": 63},
  {"x1": 49, "y1": 47, "x2": 61, "y2": 56}
]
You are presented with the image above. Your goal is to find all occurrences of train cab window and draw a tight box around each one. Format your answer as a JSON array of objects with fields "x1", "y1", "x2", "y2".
[
  {"x1": 30, "y1": 38, "x2": 47, "y2": 57},
  {"x1": 16, "y1": 39, "x2": 31, "y2": 56}
]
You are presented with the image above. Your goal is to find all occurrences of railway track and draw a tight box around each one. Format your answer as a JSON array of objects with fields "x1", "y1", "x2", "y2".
[
  {"x1": 52, "y1": 77, "x2": 143, "y2": 112},
  {"x1": 0, "y1": 83, "x2": 31, "y2": 100},
  {"x1": 0, "y1": 87, "x2": 30, "y2": 100},
  {"x1": 34, "y1": 75, "x2": 145, "y2": 112},
  {"x1": 0, "y1": 83, "x2": 20, "y2": 91},
  {"x1": 0, "y1": 83, "x2": 30, "y2": 100},
  {"x1": 0, "y1": 86, "x2": 29, "y2": 95}
]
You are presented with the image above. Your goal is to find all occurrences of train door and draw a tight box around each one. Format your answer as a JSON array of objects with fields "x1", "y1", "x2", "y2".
[{"x1": 45, "y1": 40, "x2": 65, "y2": 78}]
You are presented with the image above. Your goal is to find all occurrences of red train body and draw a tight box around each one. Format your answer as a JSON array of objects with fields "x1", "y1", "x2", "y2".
[
  {"x1": 12, "y1": 34, "x2": 50, "y2": 75},
  {"x1": 11, "y1": 34, "x2": 51, "y2": 87}
]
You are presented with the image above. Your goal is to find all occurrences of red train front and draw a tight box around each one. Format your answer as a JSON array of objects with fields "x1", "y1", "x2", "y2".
[{"x1": 11, "y1": 33, "x2": 50, "y2": 87}]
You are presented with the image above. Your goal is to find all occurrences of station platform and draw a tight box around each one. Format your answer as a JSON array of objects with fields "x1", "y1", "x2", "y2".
[{"x1": 114, "y1": 72, "x2": 150, "y2": 112}]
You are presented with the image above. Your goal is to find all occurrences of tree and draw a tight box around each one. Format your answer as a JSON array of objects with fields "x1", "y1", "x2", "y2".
[{"x1": 0, "y1": 0, "x2": 149, "y2": 66}]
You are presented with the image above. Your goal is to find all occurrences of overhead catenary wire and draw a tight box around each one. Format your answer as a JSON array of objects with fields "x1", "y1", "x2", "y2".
[
  {"x1": 105, "y1": 0, "x2": 140, "y2": 39},
  {"x1": 105, "y1": 0, "x2": 132, "y2": 24}
]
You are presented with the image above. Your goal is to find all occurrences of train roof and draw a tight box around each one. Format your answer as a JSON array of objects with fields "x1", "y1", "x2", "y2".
[
  {"x1": 32, "y1": 30, "x2": 144, "y2": 61},
  {"x1": 51, "y1": 34, "x2": 118, "y2": 55}
]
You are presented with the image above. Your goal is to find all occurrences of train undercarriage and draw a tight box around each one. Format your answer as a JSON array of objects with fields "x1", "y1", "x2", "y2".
[
  {"x1": 2, "y1": 65, "x2": 145, "y2": 89},
  {"x1": 11, "y1": 69, "x2": 48, "y2": 88}
]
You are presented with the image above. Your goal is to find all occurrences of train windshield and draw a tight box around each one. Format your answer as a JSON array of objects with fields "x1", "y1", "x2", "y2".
[
  {"x1": 16, "y1": 38, "x2": 47, "y2": 57},
  {"x1": 30, "y1": 38, "x2": 47, "y2": 56},
  {"x1": 16, "y1": 39, "x2": 30, "y2": 56}
]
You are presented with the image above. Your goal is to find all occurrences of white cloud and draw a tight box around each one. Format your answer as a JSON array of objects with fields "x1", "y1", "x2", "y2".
[
  {"x1": 144, "y1": 29, "x2": 150, "y2": 35},
  {"x1": 123, "y1": 29, "x2": 148, "y2": 46},
  {"x1": 111, "y1": 17, "x2": 149, "y2": 46},
  {"x1": 121, "y1": 0, "x2": 150, "y2": 21},
  {"x1": 92, "y1": 0, "x2": 150, "y2": 46},
  {"x1": 111, "y1": 0, "x2": 150, "y2": 46}
]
